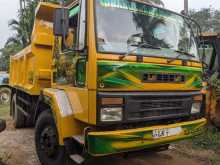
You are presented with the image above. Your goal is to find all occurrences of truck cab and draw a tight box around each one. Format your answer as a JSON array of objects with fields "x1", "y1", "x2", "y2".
[
  {"x1": 200, "y1": 33, "x2": 220, "y2": 127},
  {"x1": 9, "y1": 0, "x2": 206, "y2": 164}
]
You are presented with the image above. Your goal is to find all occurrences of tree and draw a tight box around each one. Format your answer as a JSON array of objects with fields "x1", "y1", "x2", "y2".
[
  {"x1": 212, "y1": 10, "x2": 220, "y2": 32},
  {"x1": 7, "y1": 0, "x2": 37, "y2": 47},
  {"x1": 189, "y1": 8, "x2": 220, "y2": 33},
  {"x1": 0, "y1": 43, "x2": 23, "y2": 71}
]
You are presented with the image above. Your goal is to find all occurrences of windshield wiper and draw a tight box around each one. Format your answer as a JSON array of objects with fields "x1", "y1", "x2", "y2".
[
  {"x1": 120, "y1": 42, "x2": 161, "y2": 60},
  {"x1": 167, "y1": 50, "x2": 195, "y2": 64}
]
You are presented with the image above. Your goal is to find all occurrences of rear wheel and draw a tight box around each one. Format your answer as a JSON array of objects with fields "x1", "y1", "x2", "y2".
[
  {"x1": 11, "y1": 94, "x2": 25, "y2": 128},
  {"x1": 35, "y1": 111, "x2": 74, "y2": 165}
]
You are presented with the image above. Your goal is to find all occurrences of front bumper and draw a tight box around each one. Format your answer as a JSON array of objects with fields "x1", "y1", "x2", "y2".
[{"x1": 87, "y1": 118, "x2": 206, "y2": 156}]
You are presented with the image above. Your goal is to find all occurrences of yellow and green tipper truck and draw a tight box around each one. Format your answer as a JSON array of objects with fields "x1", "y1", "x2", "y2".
[{"x1": 9, "y1": 0, "x2": 207, "y2": 164}]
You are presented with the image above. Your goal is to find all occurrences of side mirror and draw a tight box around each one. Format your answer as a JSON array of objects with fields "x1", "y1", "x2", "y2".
[
  {"x1": 53, "y1": 8, "x2": 69, "y2": 37},
  {"x1": 0, "y1": 119, "x2": 6, "y2": 133}
]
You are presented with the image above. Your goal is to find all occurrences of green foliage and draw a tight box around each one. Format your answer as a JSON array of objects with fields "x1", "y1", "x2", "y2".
[
  {"x1": 0, "y1": 105, "x2": 9, "y2": 118},
  {"x1": 208, "y1": 72, "x2": 220, "y2": 88},
  {"x1": 189, "y1": 8, "x2": 220, "y2": 33},
  {"x1": 0, "y1": 44, "x2": 23, "y2": 71},
  {"x1": 213, "y1": 10, "x2": 220, "y2": 32},
  {"x1": 192, "y1": 126, "x2": 220, "y2": 150},
  {"x1": 7, "y1": 0, "x2": 38, "y2": 47},
  {"x1": 209, "y1": 159, "x2": 220, "y2": 165}
]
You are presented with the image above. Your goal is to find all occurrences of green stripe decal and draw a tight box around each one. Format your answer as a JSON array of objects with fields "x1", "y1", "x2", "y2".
[
  {"x1": 69, "y1": 6, "x2": 80, "y2": 18},
  {"x1": 97, "y1": 61, "x2": 202, "y2": 90},
  {"x1": 87, "y1": 119, "x2": 206, "y2": 156}
]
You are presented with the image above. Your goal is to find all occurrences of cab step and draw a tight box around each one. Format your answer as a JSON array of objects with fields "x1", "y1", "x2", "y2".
[
  {"x1": 65, "y1": 135, "x2": 86, "y2": 164},
  {"x1": 70, "y1": 154, "x2": 85, "y2": 164}
]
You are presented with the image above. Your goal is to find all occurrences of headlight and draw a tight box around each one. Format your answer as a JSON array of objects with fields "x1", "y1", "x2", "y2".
[
  {"x1": 100, "y1": 107, "x2": 123, "y2": 122},
  {"x1": 191, "y1": 103, "x2": 201, "y2": 114}
]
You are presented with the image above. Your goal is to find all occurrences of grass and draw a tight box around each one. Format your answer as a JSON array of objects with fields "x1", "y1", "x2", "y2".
[
  {"x1": 174, "y1": 125, "x2": 220, "y2": 165},
  {"x1": 0, "y1": 105, "x2": 10, "y2": 165},
  {"x1": 209, "y1": 159, "x2": 220, "y2": 165},
  {"x1": 0, "y1": 105, "x2": 9, "y2": 118},
  {"x1": 191, "y1": 125, "x2": 220, "y2": 151},
  {"x1": 0, "y1": 152, "x2": 11, "y2": 165}
]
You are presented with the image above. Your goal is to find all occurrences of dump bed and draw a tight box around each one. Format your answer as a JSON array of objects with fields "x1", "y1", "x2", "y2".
[{"x1": 9, "y1": 3, "x2": 60, "y2": 95}]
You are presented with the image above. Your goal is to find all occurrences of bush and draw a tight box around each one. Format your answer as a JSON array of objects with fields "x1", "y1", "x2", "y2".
[{"x1": 192, "y1": 125, "x2": 220, "y2": 151}]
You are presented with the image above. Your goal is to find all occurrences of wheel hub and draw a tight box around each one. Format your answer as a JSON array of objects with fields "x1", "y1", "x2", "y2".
[
  {"x1": 0, "y1": 91, "x2": 10, "y2": 104},
  {"x1": 40, "y1": 127, "x2": 59, "y2": 158}
]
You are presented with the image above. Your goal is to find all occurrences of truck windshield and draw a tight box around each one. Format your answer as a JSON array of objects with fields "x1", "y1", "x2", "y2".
[{"x1": 95, "y1": 0, "x2": 199, "y2": 61}]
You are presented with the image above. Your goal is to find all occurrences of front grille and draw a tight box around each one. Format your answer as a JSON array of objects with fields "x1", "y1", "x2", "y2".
[
  {"x1": 142, "y1": 73, "x2": 185, "y2": 83},
  {"x1": 125, "y1": 95, "x2": 192, "y2": 121}
]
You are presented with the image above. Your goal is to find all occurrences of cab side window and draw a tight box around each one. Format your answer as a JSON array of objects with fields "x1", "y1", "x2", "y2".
[
  {"x1": 199, "y1": 43, "x2": 217, "y2": 72},
  {"x1": 55, "y1": 6, "x2": 80, "y2": 85},
  {"x1": 68, "y1": 0, "x2": 86, "y2": 50},
  {"x1": 67, "y1": 6, "x2": 80, "y2": 48},
  {"x1": 55, "y1": 1, "x2": 87, "y2": 86},
  {"x1": 77, "y1": 0, "x2": 86, "y2": 50}
]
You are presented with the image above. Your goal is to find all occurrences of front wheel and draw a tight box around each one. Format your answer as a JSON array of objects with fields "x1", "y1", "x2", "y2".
[{"x1": 35, "y1": 111, "x2": 73, "y2": 165}]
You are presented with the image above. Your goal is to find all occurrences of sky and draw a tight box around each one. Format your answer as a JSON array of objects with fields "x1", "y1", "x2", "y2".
[
  {"x1": 0, "y1": 0, "x2": 220, "y2": 48},
  {"x1": 163, "y1": 0, "x2": 220, "y2": 12},
  {"x1": 0, "y1": 1, "x2": 19, "y2": 49}
]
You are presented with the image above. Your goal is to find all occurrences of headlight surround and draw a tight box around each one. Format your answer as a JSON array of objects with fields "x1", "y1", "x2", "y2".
[
  {"x1": 100, "y1": 107, "x2": 123, "y2": 122},
  {"x1": 191, "y1": 102, "x2": 201, "y2": 114}
]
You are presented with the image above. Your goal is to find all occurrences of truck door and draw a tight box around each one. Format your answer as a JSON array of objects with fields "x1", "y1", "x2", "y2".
[{"x1": 54, "y1": 0, "x2": 89, "y2": 123}]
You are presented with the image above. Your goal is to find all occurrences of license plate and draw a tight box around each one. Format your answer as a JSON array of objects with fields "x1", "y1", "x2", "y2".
[{"x1": 152, "y1": 127, "x2": 182, "y2": 139}]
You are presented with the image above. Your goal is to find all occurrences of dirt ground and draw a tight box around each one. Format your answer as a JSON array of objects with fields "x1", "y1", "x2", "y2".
[{"x1": 0, "y1": 118, "x2": 213, "y2": 165}]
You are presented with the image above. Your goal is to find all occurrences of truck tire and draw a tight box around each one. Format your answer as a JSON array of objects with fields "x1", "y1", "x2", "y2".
[
  {"x1": 35, "y1": 111, "x2": 74, "y2": 165},
  {"x1": 11, "y1": 94, "x2": 25, "y2": 128}
]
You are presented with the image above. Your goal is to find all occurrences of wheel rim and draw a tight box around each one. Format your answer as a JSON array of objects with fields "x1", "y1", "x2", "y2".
[
  {"x1": 0, "y1": 91, "x2": 10, "y2": 105},
  {"x1": 40, "y1": 126, "x2": 59, "y2": 159}
]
